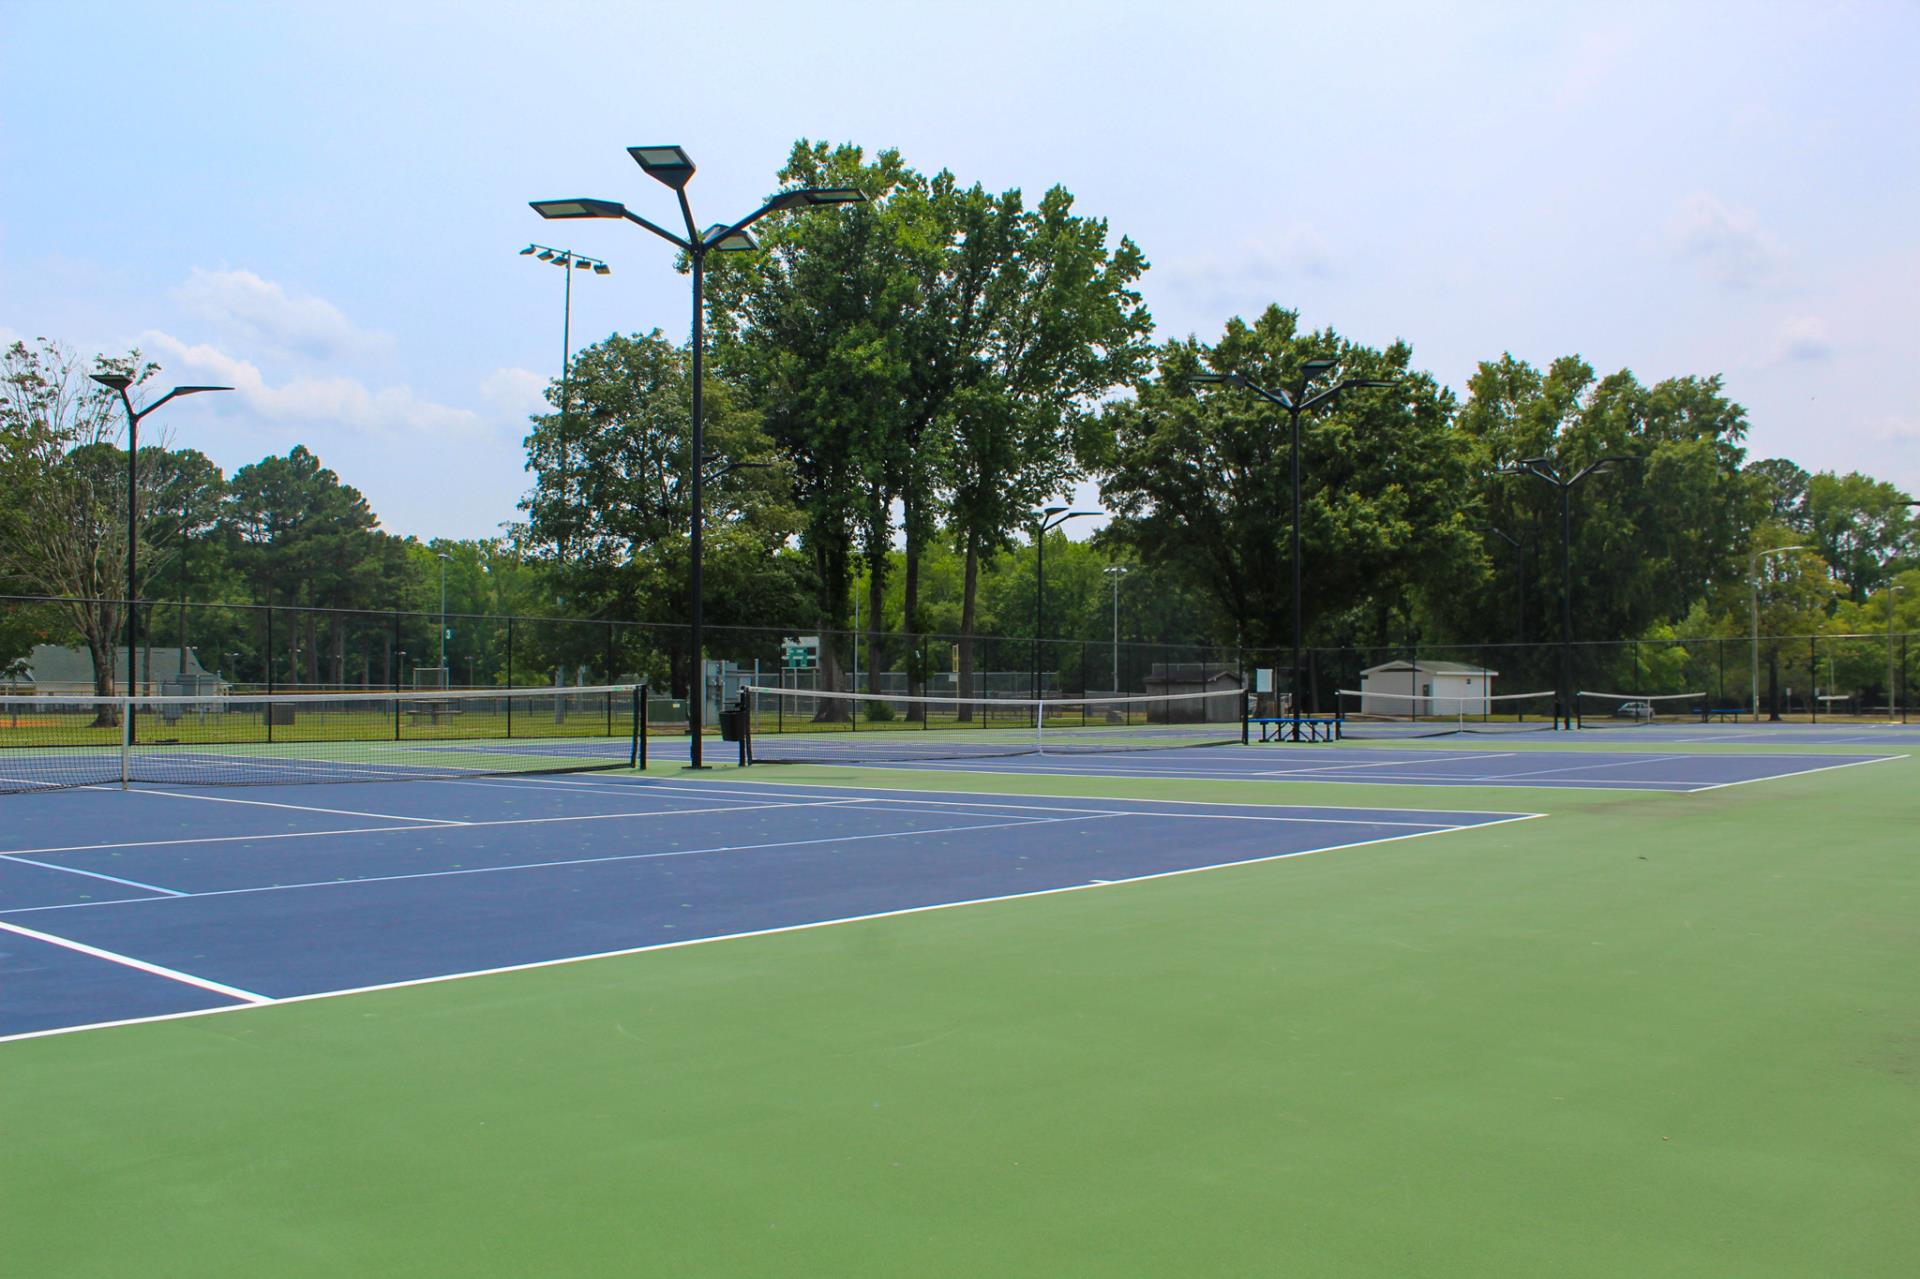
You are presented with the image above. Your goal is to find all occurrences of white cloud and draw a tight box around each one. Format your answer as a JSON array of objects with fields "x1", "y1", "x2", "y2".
[
  {"x1": 1161, "y1": 225, "x2": 1337, "y2": 317},
  {"x1": 1772, "y1": 315, "x2": 1833, "y2": 364},
  {"x1": 141, "y1": 329, "x2": 484, "y2": 439},
  {"x1": 1668, "y1": 192, "x2": 1789, "y2": 291},
  {"x1": 480, "y1": 366, "x2": 550, "y2": 419},
  {"x1": 172, "y1": 268, "x2": 394, "y2": 361}
]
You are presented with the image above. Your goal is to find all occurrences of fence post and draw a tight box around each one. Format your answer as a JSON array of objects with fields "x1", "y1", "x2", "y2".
[
  {"x1": 265, "y1": 606, "x2": 275, "y2": 744},
  {"x1": 1810, "y1": 635, "x2": 1819, "y2": 723},
  {"x1": 505, "y1": 616, "x2": 514, "y2": 737}
]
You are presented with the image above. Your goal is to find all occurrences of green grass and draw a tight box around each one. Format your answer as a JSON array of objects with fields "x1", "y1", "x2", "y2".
[{"x1": 3, "y1": 741, "x2": 1917, "y2": 1275}]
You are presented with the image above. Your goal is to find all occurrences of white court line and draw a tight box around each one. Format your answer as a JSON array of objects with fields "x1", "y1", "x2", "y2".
[
  {"x1": 0, "y1": 812, "x2": 1543, "y2": 1045},
  {"x1": 600, "y1": 777, "x2": 1544, "y2": 820},
  {"x1": 785, "y1": 759, "x2": 1691, "y2": 792},
  {"x1": 1255, "y1": 751, "x2": 1520, "y2": 777},
  {"x1": 0, "y1": 856, "x2": 186, "y2": 896},
  {"x1": 0, "y1": 919, "x2": 270, "y2": 1004},
  {"x1": 1688, "y1": 754, "x2": 1902, "y2": 792},
  {"x1": 1478, "y1": 753, "x2": 1697, "y2": 780},
  {"x1": 121, "y1": 787, "x2": 473, "y2": 825},
  {"x1": 0, "y1": 796, "x2": 882, "y2": 860},
  {"x1": 0, "y1": 813, "x2": 1111, "y2": 917}
]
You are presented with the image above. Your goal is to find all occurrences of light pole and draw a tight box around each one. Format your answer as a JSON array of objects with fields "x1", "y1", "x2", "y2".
[
  {"x1": 1191, "y1": 364, "x2": 1396, "y2": 720},
  {"x1": 519, "y1": 244, "x2": 609, "y2": 564},
  {"x1": 89, "y1": 374, "x2": 230, "y2": 729},
  {"x1": 1750, "y1": 544, "x2": 1809, "y2": 720},
  {"x1": 1495, "y1": 455, "x2": 1633, "y2": 728},
  {"x1": 1030, "y1": 506, "x2": 1098, "y2": 698},
  {"x1": 1104, "y1": 564, "x2": 1129, "y2": 693},
  {"x1": 1889, "y1": 582, "x2": 1905, "y2": 723},
  {"x1": 532, "y1": 147, "x2": 866, "y2": 768},
  {"x1": 436, "y1": 552, "x2": 452, "y2": 682}
]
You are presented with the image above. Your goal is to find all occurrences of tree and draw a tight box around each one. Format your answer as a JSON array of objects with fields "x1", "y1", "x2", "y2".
[
  {"x1": 1803, "y1": 470, "x2": 1915, "y2": 600},
  {"x1": 0, "y1": 338, "x2": 213, "y2": 712},
  {"x1": 705, "y1": 142, "x2": 923, "y2": 696},
  {"x1": 1455, "y1": 354, "x2": 1761, "y2": 662},
  {"x1": 1746, "y1": 457, "x2": 1811, "y2": 530},
  {"x1": 518, "y1": 330, "x2": 805, "y2": 696},
  {"x1": 707, "y1": 142, "x2": 1153, "y2": 718},
  {"x1": 223, "y1": 445, "x2": 415, "y2": 687},
  {"x1": 1099, "y1": 308, "x2": 1472, "y2": 663}
]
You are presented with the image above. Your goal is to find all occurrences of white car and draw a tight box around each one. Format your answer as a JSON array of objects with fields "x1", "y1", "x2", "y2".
[{"x1": 1615, "y1": 701, "x2": 1654, "y2": 720}]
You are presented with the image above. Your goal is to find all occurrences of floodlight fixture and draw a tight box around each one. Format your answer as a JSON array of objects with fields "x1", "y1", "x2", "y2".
[
  {"x1": 702, "y1": 224, "x2": 758, "y2": 252},
  {"x1": 90, "y1": 373, "x2": 133, "y2": 392},
  {"x1": 536, "y1": 249, "x2": 555, "y2": 261},
  {"x1": 1302, "y1": 358, "x2": 1338, "y2": 378},
  {"x1": 574, "y1": 256, "x2": 593, "y2": 269},
  {"x1": 592, "y1": 263, "x2": 610, "y2": 275},
  {"x1": 519, "y1": 245, "x2": 537, "y2": 255},
  {"x1": 628, "y1": 144, "x2": 696, "y2": 188},
  {"x1": 530, "y1": 198, "x2": 630, "y2": 220}
]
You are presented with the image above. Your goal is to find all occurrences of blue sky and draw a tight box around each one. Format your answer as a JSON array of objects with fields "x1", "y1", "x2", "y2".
[{"x1": 3, "y1": 0, "x2": 1916, "y2": 540}]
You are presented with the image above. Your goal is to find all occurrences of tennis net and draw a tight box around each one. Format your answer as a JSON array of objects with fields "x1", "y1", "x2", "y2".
[
  {"x1": 743, "y1": 684, "x2": 1248, "y2": 764},
  {"x1": 1333, "y1": 688, "x2": 1560, "y2": 738},
  {"x1": 1574, "y1": 691, "x2": 1707, "y2": 728},
  {"x1": 0, "y1": 684, "x2": 644, "y2": 794}
]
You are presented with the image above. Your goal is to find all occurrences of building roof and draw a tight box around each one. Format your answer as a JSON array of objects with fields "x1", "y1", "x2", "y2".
[
  {"x1": 1359, "y1": 659, "x2": 1499, "y2": 677},
  {"x1": 20, "y1": 644, "x2": 217, "y2": 686}
]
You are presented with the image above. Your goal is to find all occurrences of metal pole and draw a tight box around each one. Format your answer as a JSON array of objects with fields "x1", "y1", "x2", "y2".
[
  {"x1": 689, "y1": 248, "x2": 706, "y2": 767},
  {"x1": 1289, "y1": 401, "x2": 1303, "y2": 720},
  {"x1": 125, "y1": 407, "x2": 138, "y2": 728},
  {"x1": 437, "y1": 555, "x2": 448, "y2": 673},
  {"x1": 1750, "y1": 551, "x2": 1760, "y2": 718},
  {"x1": 1034, "y1": 526, "x2": 1044, "y2": 702},
  {"x1": 560, "y1": 259, "x2": 573, "y2": 562},
  {"x1": 1560, "y1": 483, "x2": 1573, "y2": 729},
  {"x1": 1888, "y1": 585, "x2": 1902, "y2": 723},
  {"x1": 1112, "y1": 572, "x2": 1120, "y2": 691}
]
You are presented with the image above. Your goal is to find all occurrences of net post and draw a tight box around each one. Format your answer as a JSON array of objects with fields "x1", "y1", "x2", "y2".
[
  {"x1": 737, "y1": 688, "x2": 750, "y2": 767},
  {"x1": 119, "y1": 695, "x2": 132, "y2": 788},
  {"x1": 1035, "y1": 696, "x2": 1045, "y2": 754},
  {"x1": 1240, "y1": 687, "x2": 1250, "y2": 746}
]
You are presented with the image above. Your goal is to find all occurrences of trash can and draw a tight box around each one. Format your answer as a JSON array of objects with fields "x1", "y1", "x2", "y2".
[{"x1": 717, "y1": 709, "x2": 742, "y2": 742}]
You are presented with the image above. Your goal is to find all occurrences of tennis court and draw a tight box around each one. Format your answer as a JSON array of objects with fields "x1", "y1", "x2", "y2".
[
  {"x1": 0, "y1": 774, "x2": 1531, "y2": 1040},
  {"x1": 749, "y1": 742, "x2": 1898, "y2": 792}
]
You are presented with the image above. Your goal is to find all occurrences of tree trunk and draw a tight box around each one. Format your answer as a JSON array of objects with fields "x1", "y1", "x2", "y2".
[
  {"x1": 81, "y1": 606, "x2": 121, "y2": 728},
  {"x1": 957, "y1": 528, "x2": 980, "y2": 723}
]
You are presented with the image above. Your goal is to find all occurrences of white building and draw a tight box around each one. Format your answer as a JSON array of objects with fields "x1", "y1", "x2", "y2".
[{"x1": 1358, "y1": 660, "x2": 1498, "y2": 716}]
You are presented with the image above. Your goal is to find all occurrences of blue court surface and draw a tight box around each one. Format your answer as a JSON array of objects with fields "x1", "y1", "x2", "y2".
[
  {"x1": 0, "y1": 775, "x2": 1533, "y2": 1041},
  {"x1": 785, "y1": 743, "x2": 1898, "y2": 790}
]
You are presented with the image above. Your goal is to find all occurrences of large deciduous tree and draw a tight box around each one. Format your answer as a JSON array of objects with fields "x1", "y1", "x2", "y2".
[
  {"x1": 0, "y1": 339, "x2": 222, "y2": 710},
  {"x1": 1098, "y1": 307, "x2": 1472, "y2": 661},
  {"x1": 517, "y1": 330, "x2": 808, "y2": 695}
]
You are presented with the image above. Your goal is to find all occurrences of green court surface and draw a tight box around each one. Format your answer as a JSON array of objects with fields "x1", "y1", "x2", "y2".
[{"x1": 4, "y1": 742, "x2": 1916, "y2": 1276}]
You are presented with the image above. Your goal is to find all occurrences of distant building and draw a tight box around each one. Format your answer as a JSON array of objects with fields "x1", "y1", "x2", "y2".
[
  {"x1": 1358, "y1": 660, "x2": 1498, "y2": 716},
  {"x1": 16, "y1": 645, "x2": 224, "y2": 695}
]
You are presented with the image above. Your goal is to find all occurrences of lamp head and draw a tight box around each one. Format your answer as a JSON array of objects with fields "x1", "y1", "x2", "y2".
[
  {"x1": 1301, "y1": 358, "x2": 1337, "y2": 379},
  {"x1": 628, "y1": 145, "x2": 696, "y2": 189},
  {"x1": 90, "y1": 373, "x2": 132, "y2": 392},
  {"x1": 766, "y1": 187, "x2": 867, "y2": 211},
  {"x1": 519, "y1": 245, "x2": 537, "y2": 255},
  {"x1": 1188, "y1": 371, "x2": 1247, "y2": 388},
  {"x1": 530, "y1": 198, "x2": 629, "y2": 220},
  {"x1": 703, "y1": 224, "x2": 759, "y2": 252}
]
